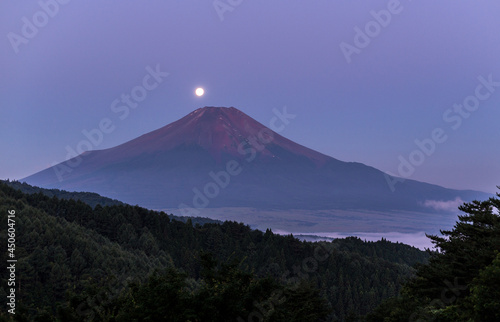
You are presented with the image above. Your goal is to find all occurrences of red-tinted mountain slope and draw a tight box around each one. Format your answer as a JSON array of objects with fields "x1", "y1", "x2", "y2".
[{"x1": 24, "y1": 107, "x2": 488, "y2": 215}]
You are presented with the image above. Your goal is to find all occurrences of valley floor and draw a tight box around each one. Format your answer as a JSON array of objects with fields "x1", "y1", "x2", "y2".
[{"x1": 160, "y1": 207, "x2": 458, "y2": 249}]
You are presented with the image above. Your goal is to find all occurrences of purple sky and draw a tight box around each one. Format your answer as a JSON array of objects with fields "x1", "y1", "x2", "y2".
[{"x1": 1, "y1": 1, "x2": 500, "y2": 193}]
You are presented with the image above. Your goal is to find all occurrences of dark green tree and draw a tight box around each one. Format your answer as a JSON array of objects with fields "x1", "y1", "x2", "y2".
[
  {"x1": 469, "y1": 252, "x2": 500, "y2": 320},
  {"x1": 367, "y1": 190, "x2": 500, "y2": 321}
]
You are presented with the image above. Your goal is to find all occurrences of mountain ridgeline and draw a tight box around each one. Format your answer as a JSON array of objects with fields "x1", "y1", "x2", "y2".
[
  {"x1": 0, "y1": 181, "x2": 429, "y2": 321},
  {"x1": 23, "y1": 107, "x2": 489, "y2": 214}
]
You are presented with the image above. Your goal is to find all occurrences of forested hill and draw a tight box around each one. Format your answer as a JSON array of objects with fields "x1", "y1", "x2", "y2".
[
  {"x1": 2, "y1": 179, "x2": 220, "y2": 226},
  {"x1": 2, "y1": 179, "x2": 124, "y2": 208},
  {"x1": 0, "y1": 181, "x2": 429, "y2": 321}
]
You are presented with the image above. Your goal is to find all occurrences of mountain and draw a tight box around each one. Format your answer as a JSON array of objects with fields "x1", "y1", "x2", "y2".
[{"x1": 23, "y1": 106, "x2": 489, "y2": 221}]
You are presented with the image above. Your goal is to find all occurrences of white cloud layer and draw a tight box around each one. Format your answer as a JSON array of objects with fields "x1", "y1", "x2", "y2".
[
  {"x1": 274, "y1": 230, "x2": 434, "y2": 250},
  {"x1": 423, "y1": 197, "x2": 464, "y2": 212}
]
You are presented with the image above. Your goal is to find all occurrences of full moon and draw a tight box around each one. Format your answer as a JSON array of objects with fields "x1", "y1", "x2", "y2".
[{"x1": 195, "y1": 87, "x2": 204, "y2": 96}]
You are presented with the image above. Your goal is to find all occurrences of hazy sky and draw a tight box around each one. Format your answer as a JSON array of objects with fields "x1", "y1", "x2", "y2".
[{"x1": 1, "y1": 1, "x2": 500, "y2": 193}]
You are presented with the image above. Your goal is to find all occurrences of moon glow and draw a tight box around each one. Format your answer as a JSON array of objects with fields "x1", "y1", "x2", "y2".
[{"x1": 195, "y1": 87, "x2": 205, "y2": 96}]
